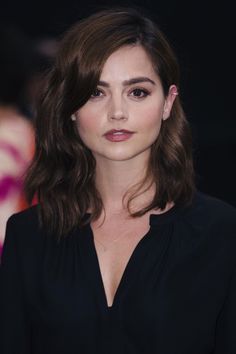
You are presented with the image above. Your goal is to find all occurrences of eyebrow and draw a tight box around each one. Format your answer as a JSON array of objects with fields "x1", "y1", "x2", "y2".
[{"x1": 97, "y1": 76, "x2": 156, "y2": 87}]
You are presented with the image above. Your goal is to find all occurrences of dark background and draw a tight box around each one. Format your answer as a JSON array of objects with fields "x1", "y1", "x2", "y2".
[{"x1": 1, "y1": 0, "x2": 235, "y2": 206}]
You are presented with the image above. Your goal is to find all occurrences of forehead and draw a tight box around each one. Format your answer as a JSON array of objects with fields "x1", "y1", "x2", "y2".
[{"x1": 100, "y1": 45, "x2": 158, "y2": 81}]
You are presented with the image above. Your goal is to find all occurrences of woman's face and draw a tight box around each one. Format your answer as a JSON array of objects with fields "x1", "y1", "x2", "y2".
[{"x1": 74, "y1": 45, "x2": 177, "y2": 164}]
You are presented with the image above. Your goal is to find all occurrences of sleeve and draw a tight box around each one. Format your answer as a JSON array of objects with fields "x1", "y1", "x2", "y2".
[
  {"x1": 214, "y1": 264, "x2": 236, "y2": 353},
  {"x1": 0, "y1": 216, "x2": 31, "y2": 354}
]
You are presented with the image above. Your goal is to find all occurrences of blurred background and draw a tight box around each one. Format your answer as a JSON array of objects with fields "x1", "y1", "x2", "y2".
[{"x1": 0, "y1": 0, "x2": 235, "y2": 252}]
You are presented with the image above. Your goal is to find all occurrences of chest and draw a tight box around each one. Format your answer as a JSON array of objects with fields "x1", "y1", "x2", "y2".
[
  {"x1": 27, "y1": 221, "x2": 231, "y2": 353},
  {"x1": 91, "y1": 218, "x2": 150, "y2": 307}
]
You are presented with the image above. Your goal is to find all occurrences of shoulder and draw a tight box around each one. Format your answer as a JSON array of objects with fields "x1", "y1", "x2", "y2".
[
  {"x1": 7, "y1": 204, "x2": 40, "y2": 231},
  {"x1": 4, "y1": 205, "x2": 42, "y2": 250},
  {"x1": 170, "y1": 192, "x2": 236, "y2": 273},
  {"x1": 188, "y1": 191, "x2": 236, "y2": 227},
  {"x1": 179, "y1": 191, "x2": 236, "y2": 246},
  {"x1": 1, "y1": 205, "x2": 43, "y2": 263}
]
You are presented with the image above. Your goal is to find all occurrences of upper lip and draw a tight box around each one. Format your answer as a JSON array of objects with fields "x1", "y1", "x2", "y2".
[{"x1": 104, "y1": 129, "x2": 135, "y2": 135}]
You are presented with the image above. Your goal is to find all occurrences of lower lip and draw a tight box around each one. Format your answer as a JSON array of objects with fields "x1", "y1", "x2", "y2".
[{"x1": 104, "y1": 132, "x2": 134, "y2": 142}]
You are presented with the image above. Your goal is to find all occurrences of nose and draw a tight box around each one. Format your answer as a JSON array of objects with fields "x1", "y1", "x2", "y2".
[{"x1": 107, "y1": 93, "x2": 128, "y2": 121}]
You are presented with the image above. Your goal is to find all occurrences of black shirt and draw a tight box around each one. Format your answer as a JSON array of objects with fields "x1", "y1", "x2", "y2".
[{"x1": 1, "y1": 191, "x2": 236, "y2": 353}]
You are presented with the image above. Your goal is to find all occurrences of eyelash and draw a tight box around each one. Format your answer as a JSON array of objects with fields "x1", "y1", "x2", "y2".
[
  {"x1": 131, "y1": 88, "x2": 150, "y2": 98},
  {"x1": 90, "y1": 88, "x2": 150, "y2": 99},
  {"x1": 90, "y1": 89, "x2": 103, "y2": 98}
]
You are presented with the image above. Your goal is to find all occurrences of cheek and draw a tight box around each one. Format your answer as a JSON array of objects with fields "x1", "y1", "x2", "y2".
[
  {"x1": 76, "y1": 108, "x2": 100, "y2": 138},
  {"x1": 137, "y1": 104, "x2": 163, "y2": 133}
]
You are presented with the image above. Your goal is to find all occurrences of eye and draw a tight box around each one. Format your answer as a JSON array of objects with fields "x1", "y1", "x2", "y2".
[
  {"x1": 130, "y1": 88, "x2": 150, "y2": 98},
  {"x1": 90, "y1": 88, "x2": 104, "y2": 99}
]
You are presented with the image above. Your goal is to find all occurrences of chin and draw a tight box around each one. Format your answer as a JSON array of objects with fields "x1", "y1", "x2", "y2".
[
  {"x1": 94, "y1": 148, "x2": 151, "y2": 163},
  {"x1": 98, "y1": 154, "x2": 135, "y2": 162}
]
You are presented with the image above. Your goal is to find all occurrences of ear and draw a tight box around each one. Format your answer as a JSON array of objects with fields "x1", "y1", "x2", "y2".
[{"x1": 162, "y1": 85, "x2": 178, "y2": 121}]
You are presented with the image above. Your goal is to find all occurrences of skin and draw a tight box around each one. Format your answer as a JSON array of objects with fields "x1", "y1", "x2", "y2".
[{"x1": 74, "y1": 45, "x2": 177, "y2": 214}]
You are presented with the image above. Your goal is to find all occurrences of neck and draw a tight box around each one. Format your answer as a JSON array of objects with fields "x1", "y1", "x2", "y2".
[{"x1": 94, "y1": 154, "x2": 154, "y2": 214}]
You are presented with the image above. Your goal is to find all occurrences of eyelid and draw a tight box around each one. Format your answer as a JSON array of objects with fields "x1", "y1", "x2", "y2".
[
  {"x1": 90, "y1": 87, "x2": 105, "y2": 99},
  {"x1": 129, "y1": 87, "x2": 150, "y2": 97},
  {"x1": 130, "y1": 85, "x2": 150, "y2": 91},
  {"x1": 90, "y1": 86, "x2": 151, "y2": 99}
]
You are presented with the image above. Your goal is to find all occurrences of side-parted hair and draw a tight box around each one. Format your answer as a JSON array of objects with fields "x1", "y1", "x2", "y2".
[{"x1": 25, "y1": 6, "x2": 195, "y2": 237}]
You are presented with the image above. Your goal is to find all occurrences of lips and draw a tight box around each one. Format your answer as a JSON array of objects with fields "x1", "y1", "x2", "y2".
[{"x1": 104, "y1": 129, "x2": 135, "y2": 142}]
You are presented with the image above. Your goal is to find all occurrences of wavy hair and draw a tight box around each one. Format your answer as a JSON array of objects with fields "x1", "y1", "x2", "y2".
[{"x1": 25, "y1": 7, "x2": 195, "y2": 237}]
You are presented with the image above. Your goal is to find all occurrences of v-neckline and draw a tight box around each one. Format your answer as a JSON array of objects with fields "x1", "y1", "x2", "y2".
[
  {"x1": 78, "y1": 220, "x2": 154, "y2": 312},
  {"x1": 78, "y1": 206, "x2": 180, "y2": 312},
  {"x1": 89, "y1": 224, "x2": 153, "y2": 310}
]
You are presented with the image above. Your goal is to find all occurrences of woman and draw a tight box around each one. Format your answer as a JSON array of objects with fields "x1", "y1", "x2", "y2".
[{"x1": 0, "y1": 7, "x2": 235, "y2": 354}]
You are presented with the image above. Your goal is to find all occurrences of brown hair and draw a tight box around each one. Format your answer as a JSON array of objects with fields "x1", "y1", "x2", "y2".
[{"x1": 25, "y1": 7, "x2": 195, "y2": 237}]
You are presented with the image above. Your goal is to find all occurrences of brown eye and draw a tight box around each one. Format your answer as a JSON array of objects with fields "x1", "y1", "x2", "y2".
[
  {"x1": 90, "y1": 88, "x2": 104, "y2": 98},
  {"x1": 131, "y1": 88, "x2": 149, "y2": 98}
]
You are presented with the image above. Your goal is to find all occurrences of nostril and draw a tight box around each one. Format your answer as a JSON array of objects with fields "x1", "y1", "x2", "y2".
[{"x1": 110, "y1": 115, "x2": 127, "y2": 120}]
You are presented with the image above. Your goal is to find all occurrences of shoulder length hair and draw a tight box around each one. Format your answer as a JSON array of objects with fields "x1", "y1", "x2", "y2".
[{"x1": 25, "y1": 7, "x2": 195, "y2": 237}]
